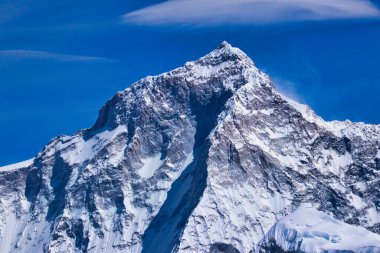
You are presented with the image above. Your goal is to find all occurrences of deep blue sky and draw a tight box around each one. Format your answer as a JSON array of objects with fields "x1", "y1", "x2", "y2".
[{"x1": 1, "y1": 0, "x2": 380, "y2": 165}]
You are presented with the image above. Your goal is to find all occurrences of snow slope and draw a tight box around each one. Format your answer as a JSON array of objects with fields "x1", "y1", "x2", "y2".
[
  {"x1": 257, "y1": 204, "x2": 380, "y2": 253},
  {"x1": 0, "y1": 158, "x2": 34, "y2": 172}
]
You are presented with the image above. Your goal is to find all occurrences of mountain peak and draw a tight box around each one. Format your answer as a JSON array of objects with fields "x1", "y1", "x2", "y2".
[
  {"x1": 1, "y1": 42, "x2": 379, "y2": 253},
  {"x1": 218, "y1": 40, "x2": 232, "y2": 49},
  {"x1": 90, "y1": 42, "x2": 266, "y2": 131},
  {"x1": 198, "y1": 41, "x2": 255, "y2": 70}
]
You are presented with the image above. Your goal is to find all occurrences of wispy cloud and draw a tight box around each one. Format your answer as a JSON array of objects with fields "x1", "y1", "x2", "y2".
[
  {"x1": 122, "y1": 0, "x2": 380, "y2": 26},
  {"x1": 0, "y1": 50, "x2": 110, "y2": 62}
]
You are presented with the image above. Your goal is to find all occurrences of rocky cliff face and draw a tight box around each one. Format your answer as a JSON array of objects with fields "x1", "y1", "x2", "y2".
[{"x1": 0, "y1": 42, "x2": 379, "y2": 253}]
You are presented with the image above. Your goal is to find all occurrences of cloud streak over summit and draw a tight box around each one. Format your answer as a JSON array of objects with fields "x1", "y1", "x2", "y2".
[{"x1": 122, "y1": 0, "x2": 380, "y2": 26}]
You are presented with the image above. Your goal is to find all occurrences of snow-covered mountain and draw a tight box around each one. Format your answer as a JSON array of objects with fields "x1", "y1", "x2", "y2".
[{"x1": 0, "y1": 41, "x2": 379, "y2": 253}]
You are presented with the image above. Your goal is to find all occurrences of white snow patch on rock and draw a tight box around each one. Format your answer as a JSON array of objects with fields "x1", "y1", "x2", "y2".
[
  {"x1": 139, "y1": 154, "x2": 164, "y2": 179},
  {"x1": 61, "y1": 125, "x2": 127, "y2": 165}
]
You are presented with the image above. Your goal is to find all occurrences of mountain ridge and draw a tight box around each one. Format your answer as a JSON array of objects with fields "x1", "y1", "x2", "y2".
[{"x1": 0, "y1": 41, "x2": 379, "y2": 253}]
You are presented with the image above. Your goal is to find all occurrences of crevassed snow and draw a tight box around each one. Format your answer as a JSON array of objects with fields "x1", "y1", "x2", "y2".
[
  {"x1": 257, "y1": 204, "x2": 380, "y2": 253},
  {"x1": 0, "y1": 158, "x2": 34, "y2": 172}
]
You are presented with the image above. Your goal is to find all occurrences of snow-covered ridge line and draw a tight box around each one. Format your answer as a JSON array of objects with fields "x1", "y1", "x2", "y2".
[
  {"x1": 279, "y1": 92, "x2": 380, "y2": 138},
  {"x1": 0, "y1": 158, "x2": 34, "y2": 172}
]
